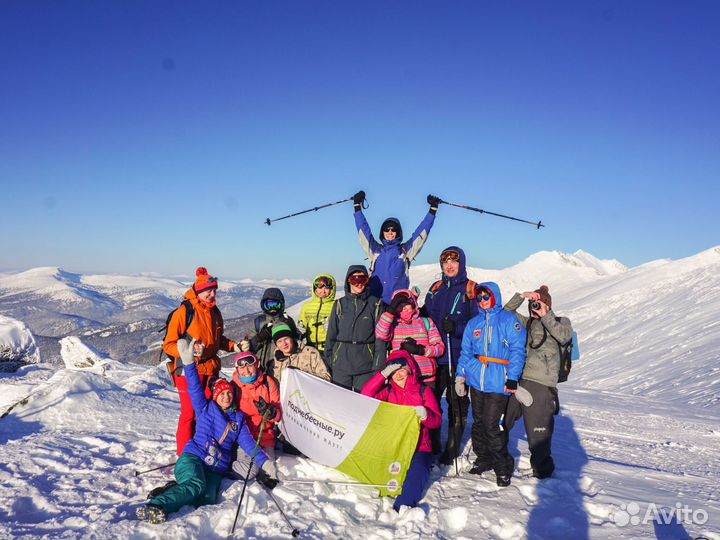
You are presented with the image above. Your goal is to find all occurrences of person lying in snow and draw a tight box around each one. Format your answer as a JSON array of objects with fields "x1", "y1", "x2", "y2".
[
  {"x1": 361, "y1": 349, "x2": 442, "y2": 512},
  {"x1": 136, "y1": 338, "x2": 277, "y2": 524}
]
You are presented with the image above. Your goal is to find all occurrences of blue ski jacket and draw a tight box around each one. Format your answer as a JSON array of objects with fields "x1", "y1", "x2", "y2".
[
  {"x1": 354, "y1": 210, "x2": 435, "y2": 304},
  {"x1": 423, "y1": 246, "x2": 479, "y2": 366},
  {"x1": 183, "y1": 362, "x2": 268, "y2": 474},
  {"x1": 456, "y1": 282, "x2": 527, "y2": 395}
]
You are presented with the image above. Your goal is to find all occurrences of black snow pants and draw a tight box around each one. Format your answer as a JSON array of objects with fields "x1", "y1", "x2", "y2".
[
  {"x1": 430, "y1": 364, "x2": 469, "y2": 457},
  {"x1": 469, "y1": 388, "x2": 513, "y2": 476},
  {"x1": 504, "y1": 378, "x2": 558, "y2": 478}
]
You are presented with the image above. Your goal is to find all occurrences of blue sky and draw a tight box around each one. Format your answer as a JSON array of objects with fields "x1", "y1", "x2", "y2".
[{"x1": 1, "y1": 1, "x2": 718, "y2": 281}]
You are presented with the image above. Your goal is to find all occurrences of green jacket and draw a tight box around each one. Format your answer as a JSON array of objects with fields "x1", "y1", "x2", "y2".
[{"x1": 299, "y1": 274, "x2": 336, "y2": 353}]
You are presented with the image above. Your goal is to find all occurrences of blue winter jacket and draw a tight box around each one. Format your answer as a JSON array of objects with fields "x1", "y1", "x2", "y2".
[
  {"x1": 423, "y1": 246, "x2": 479, "y2": 366},
  {"x1": 456, "y1": 282, "x2": 527, "y2": 395},
  {"x1": 355, "y1": 210, "x2": 435, "y2": 304},
  {"x1": 183, "y1": 362, "x2": 268, "y2": 474}
]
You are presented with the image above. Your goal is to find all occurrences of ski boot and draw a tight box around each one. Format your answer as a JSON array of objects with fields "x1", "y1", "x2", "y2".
[
  {"x1": 496, "y1": 474, "x2": 512, "y2": 487},
  {"x1": 136, "y1": 504, "x2": 167, "y2": 524}
]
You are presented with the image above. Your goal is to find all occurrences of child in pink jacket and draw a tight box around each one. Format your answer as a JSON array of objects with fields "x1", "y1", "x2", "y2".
[
  {"x1": 375, "y1": 289, "x2": 445, "y2": 384},
  {"x1": 362, "y1": 349, "x2": 442, "y2": 511}
]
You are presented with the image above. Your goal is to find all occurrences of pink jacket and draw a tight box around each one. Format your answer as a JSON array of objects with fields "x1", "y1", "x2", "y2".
[
  {"x1": 375, "y1": 289, "x2": 444, "y2": 382},
  {"x1": 361, "y1": 350, "x2": 442, "y2": 453}
]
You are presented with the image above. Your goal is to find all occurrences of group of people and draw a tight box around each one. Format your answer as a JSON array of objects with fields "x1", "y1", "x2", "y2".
[{"x1": 135, "y1": 192, "x2": 573, "y2": 524}]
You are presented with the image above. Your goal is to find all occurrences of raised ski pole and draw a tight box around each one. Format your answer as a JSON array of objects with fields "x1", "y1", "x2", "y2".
[
  {"x1": 133, "y1": 461, "x2": 177, "y2": 476},
  {"x1": 229, "y1": 416, "x2": 269, "y2": 537},
  {"x1": 264, "y1": 195, "x2": 367, "y2": 226},
  {"x1": 263, "y1": 486, "x2": 301, "y2": 537},
  {"x1": 439, "y1": 198, "x2": 544, "y2": 229}
]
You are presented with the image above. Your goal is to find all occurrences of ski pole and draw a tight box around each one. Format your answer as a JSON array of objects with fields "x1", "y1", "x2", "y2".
[
  {"x1": 263, "y1": 485, "x2": 301, "y2": 537},
  {"x1": 264, "y1": 194, "x2": 367, "y2": 226},
  {"x1": 133, "y1": 461, "x2": 177, "y2": 477},
  {"x1": 446, "y1": 332, "x2": 460, "y2": 477},
  {"x1": 230, "y1": 416, "x2": 269, "y2": 537},
  {"x1": 439, "y1": 198, "x2": 544, "y2": 229},
  {"x1": 280, "y1": 479, "x2": 393, "y2": 489}
]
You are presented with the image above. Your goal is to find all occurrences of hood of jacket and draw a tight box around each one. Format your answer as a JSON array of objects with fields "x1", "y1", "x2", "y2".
[
  {"x1": 440, "y1": 245, "x2": 468, "y2": 284},
  {"x1": 344, "y1": 264, "x2": 370, "y2": 294},
  {"x1": 310, "y1": 274, "x2": 337, "y2": 301},
  {"x1": 261, "y1": 287, "x2": 285, "y2": 305},
  {"x1": 390, "y1": 288, "x2": 419, "y2": 317},
  {"x1": 477, "y1": 281, "x2": 503, "y2": 313},
  {"x1": 386, "y1": 349, "x2": 422, "y2": 392},
  {"x1": 379, "y1": 217, "x2": 403, "y2": 244}
]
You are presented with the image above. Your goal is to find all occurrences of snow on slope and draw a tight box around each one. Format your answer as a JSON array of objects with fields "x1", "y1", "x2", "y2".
[{"x1": 0, "y1": 315, "x2": 40, "y2": 367}]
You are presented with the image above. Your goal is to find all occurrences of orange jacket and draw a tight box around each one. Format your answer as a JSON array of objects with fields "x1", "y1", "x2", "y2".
[
  {"x1": 231, "y1": 370, "x2": 282, "y2": 448},
  {"x1": 163, "y1": 288, "x2": 236, "y2": 377}
]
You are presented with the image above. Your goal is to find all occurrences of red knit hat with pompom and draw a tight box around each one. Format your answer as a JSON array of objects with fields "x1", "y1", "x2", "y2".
[{"x1": 194, "y1": 267, "x2": 218, "y2": 294}]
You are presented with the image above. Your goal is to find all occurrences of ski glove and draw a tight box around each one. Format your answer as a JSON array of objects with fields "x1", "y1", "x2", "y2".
[
  {"x1": 441, "y1": 317, "x2": 456, "y2": 335},
  {"x1": 256, "y1": 459, "x2": 279, "y2": 490},
  {"x1": 236, "y1": 339, "x2": 251, "y2": 353},
  {"x1": 400, "y1": 339, "x2": 425, "y2": 356},
  {"x1": 232, "y1": 456, "x2": 258, "y2": 480},
  {"x1": 505, "y1": 379, "x2": 518, "y2": 392},
  {"x1": 254, "y1": 396, "x2": 277, "y2": 421},
  {"x1": 515, "y1": 385, "x2": 534, "y2": 407},
  {"x1": 257, "y1": 325, "x2": 272, "y2": 344},
  {"x1": 352, "y1": 190, "x2": 366, "y2": 210},
  {"x1": 455, "y1": 376, "x2": 467, "y2": 397},
  {"x1": 381, "y1": 362, "x2": 403, "y2": 379},
  {"x1": 427, "y1": 194, "x2": 441, "y2": 214},
  {"x1": 415, "y1": 406, "x2": 428, "y2": 421},
  {"x1": 176, "y1": 338, "x2": 196, "y2": 366}
]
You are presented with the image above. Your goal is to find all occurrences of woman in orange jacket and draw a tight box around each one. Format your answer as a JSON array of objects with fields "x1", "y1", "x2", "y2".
[
  {"x1": 163, "y1": 267, "x2": 239, "y2": 455},
  {"x1": 231, "y1": 352, "x2": 282, "y2": 456}
]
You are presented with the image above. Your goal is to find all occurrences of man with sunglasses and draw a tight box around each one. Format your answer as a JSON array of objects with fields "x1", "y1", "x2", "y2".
[
  {"x1": 422, "y1": 246, "x2": 479, "y2": 464},
  {"x1": 325, "y1": 265, "x2": 387, "y2": 391},
  {"x1": 352, "y1": 191, "x2": 440, "y2": 304},
  {"x1": 247, "y1": 288, "x2": 301, "y2": 375},
  {"x1": 299, "y1": 274, "x2": 336, "y2": 358},
  {"x1": 455, "y1": 282, "x2": 527, "y2": 487}
]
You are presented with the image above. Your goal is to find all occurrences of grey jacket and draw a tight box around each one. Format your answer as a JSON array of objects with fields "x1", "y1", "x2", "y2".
[
  {"x1": 325, "y1": 265, "x2": 387, "y2": 377},
  {"x1": 504, "y1": 292, "x2": 573, "y2": 387}
]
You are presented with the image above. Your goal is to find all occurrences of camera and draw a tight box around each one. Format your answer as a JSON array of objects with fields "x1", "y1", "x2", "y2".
[{"x1": 530, "y1": 301, "x2": 541, "y2": 311}]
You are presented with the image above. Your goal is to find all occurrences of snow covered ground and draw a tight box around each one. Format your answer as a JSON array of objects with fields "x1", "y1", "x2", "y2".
[{"x1": 1, "y1": 248, "x2": 719, "y2": 539}]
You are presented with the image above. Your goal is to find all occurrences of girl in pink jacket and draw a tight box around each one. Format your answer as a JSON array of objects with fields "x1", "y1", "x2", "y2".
[
  {"x1": 375, "y1": 289, "x2": 445, "y2": 384},
  {"x1": 362, "y1": 350, "x2": 442, "y2": 511}
]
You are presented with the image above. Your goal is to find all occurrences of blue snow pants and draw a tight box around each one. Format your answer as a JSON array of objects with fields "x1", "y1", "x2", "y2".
[{"x1": 393, "y1": 451, "x2": 433, "y2": 511}]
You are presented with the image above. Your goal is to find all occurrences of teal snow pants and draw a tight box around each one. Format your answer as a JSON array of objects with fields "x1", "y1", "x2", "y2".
[{"x1": 149, "y1": 453, "x2": 224, "y2": 513}]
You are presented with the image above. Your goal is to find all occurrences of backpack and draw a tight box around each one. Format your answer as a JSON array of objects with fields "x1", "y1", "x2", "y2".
[
  {"x1": 428, "y1": 279, "x2": 478, "y2": 300},
  {"x1": 526, "y1": 316, "x2": 578, "y2": 383}
]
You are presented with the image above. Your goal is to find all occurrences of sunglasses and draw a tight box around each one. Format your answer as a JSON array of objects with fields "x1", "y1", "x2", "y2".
[
  {"x1": 314, "y1": 277, "x2": 333, "y2": 289},
  {"x1": 348, "y1": 274, "x2": 369, "y2": 286},
  {"x1": 234, "y1": 355, "x2": 257, "y2": 368},
  {"x1": 479, "y1": 293, "x2": 492, "y2": 301},
  {"x1": 440, "y1": 250, "x2": 461, "y2": 264},
  {"x1": 382, "y1": 226, "x2": 397, "y2": 233}
]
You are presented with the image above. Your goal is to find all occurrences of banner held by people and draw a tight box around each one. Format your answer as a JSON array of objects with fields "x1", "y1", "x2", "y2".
[{"x1": 279, "y1": 368, "x2": 419, "y2": 496}]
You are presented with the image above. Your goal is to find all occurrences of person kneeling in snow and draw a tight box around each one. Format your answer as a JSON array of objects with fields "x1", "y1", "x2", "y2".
[
  {"x1": 270, "y1": 324, "x2": 331, "y2": 383},
  {"x1": 361, "y1": 350, "x2": 441, "y2": 512},
  {"x1": 136, "y1": 338, "x2": 277, "y2": 524}
]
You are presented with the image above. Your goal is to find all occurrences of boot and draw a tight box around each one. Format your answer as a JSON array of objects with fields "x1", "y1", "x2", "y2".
[
  {"x1": 496, "y1": 474, "x2": 511, "y2": 487},
  {"x1": 136, "y1": 504, "x2": 167, "y2": 524},
  {"x1": 469, "y1": 462, "x2": 492, "y2": 475}
]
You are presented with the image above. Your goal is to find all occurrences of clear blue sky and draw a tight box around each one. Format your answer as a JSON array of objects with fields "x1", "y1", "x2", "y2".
[{"x1": 1, "y1": 1, "x2": 718, "y2": 281}]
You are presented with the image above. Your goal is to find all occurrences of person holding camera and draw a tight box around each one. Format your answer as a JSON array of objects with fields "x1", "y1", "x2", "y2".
[
  {"x1": 422, "y1": 246, "x2": 478, "y2": 463},
  {"x1": 352, "y1": 190, "x2": 439, "y2": 304},
  {"x1": 455, "y1": 282, "x2": 526, "y2": 487},
  {"x1": 503, "y1": 285, "x2": 573, "y2": 479}
]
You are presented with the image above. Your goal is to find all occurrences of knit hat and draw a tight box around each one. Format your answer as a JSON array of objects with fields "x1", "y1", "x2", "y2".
[
  {"x1": 194, "y1": 267, "x2": 218, "y2": 294},
  {"x1": 211, "y1": 378, "x2": 233, "y2": 401},
  {"x1": 272, "y1": 323, "x2": 294, "y2": 343},
  {"x1": 535, "y1": 285, "x2": 552, "y2": 308}
]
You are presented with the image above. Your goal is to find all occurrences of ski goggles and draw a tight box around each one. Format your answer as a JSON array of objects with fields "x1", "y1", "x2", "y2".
[
  {"x1": 313, "y1": 277, "x2": 333, "y2": 290},
  {"x1": 347, "y1": 274, "x2": 369, "y2": 287},
  {"x1": 261, "y1": 299, "x2": 283, "y2": 312},
  {"x1": 234, "y1": 353, "x2": 258, "y2": 369},
  {"x1": 440, "y1": 250, "x2": 461, "y2": 264}
]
